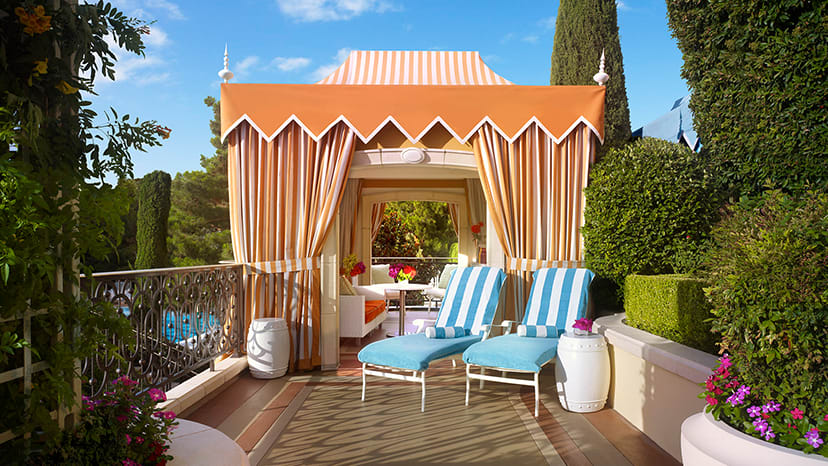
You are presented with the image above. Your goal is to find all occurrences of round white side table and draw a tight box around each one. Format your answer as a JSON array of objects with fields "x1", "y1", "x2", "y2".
[{"x1": 555, "y1": 331, "x2": 610, "y2": 413}]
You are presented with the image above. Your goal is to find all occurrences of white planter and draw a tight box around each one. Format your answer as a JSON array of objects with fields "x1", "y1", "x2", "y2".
[
  {"x1": 247, "y1": 318, "x2": 290, "y2": 379},
  {"x1": 555, "y1": 332, "x2": 611, "y2": 413},
  {"x1": 681, "y1": 411, "x2": 827, "y2": 465}
]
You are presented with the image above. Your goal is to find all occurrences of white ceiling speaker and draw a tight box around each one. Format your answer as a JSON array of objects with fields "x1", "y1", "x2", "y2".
[{"x1": 400, "y1": 147, "x2": 426, "y2": 164}]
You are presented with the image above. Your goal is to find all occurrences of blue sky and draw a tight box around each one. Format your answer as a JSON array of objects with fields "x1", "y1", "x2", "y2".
[{"x1": 100, "y1": 0, "x2": 689, "y2": 180}]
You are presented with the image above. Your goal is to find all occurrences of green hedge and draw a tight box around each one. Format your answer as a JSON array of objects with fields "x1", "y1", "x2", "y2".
[
  {"x1": 666, "y1": 0, "x2": 828, "y2": 195},
  {"x1": 583, "y1": 138, "x2": 723, "y2": 293},
  {"x1": 625, "y1": 274, "x2": 715, "y2": 353},
  {"x1": 704, "y1": 190, "x2": 828, "y2": 417}
]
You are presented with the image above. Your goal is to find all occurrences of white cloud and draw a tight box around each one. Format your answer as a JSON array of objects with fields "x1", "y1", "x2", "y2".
[
  {"x1": 538, "y1": 16, "x2": 556, "y2": 29},
  {"x1": 522, "y1": 35, "x2": 539, "y2": 44},
  {"x1": 142, "y1": 26, "x2": 169, "y2": 47},
  {"x1": 616, "y1": 0, "x2": 630, "y2": 11},
  {"x1": 277, "y1": 0, "x2": 396, "y2": 22},
  {"x1": 310, "y1": 48, "x2": 351, "y2": 81},
  {"x1": 234, "y1": 56, "x2": 261, "y2": 78},
  {"x1": 271, "y1": 57, "x2": 311, "y2": 72},
  {"x1": 500, "y1": 32, "x2": 515, "y2": 44},
  {"x1": 146, "y1": 0, "x2": 185, "y2": 19}
]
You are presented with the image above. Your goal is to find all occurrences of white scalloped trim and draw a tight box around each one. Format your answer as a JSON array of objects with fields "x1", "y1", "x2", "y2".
[{"x1": 221, "y1": 114, "x2": 604, "y2": 146}]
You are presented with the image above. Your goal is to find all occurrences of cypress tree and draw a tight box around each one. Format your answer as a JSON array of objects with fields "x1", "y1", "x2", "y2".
[
  {"x1": 136, "y1": 170, "x2": 171, "y2": 269},
  {"x1": 550, "y1": 0, "x2": 631, "y2": 152}
]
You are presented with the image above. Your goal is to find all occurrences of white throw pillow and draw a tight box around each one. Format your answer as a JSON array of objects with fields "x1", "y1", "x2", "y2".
[
  {"x1": 438, "y1": 264, "x2": 458, "y2": 289},
  {"x1": 371, "y1": 264, "x2": 394, "y2": 284}
]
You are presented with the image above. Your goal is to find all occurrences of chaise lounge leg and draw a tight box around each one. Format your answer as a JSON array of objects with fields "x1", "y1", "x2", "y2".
[
  {"x1": 362, "y1": 363, "x2": 367, "y2": 401},
  {"x1": 421, "y1": 371, "x2": 426, "y2": 412},
  {"x1": 479, "y1": 367, "x2": 485, "y2": 390},
  {"x1": 465, "y1": 364, "x2": 470, "y2": 406},
  {"x1": 534, "y1": 372, "x2": 540, "y2": 417}
]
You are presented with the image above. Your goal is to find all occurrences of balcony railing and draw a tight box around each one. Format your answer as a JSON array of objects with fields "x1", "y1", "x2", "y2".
[{"x1": 81, "y1": 264, "x2": 244, "y2": 396}]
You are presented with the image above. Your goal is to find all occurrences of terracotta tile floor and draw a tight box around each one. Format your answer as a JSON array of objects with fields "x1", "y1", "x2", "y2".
[{"x1": 182, "y1": 314, "x2": 679, "y2": 466}]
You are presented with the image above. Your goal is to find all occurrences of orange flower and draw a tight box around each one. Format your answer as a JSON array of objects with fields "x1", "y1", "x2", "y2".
[
  {"x1": 15, "y1": 5, "x2": 52, "y2": 36},
  {"x1": 154, "y1": 125, "x2": 171, "y2": 139}
]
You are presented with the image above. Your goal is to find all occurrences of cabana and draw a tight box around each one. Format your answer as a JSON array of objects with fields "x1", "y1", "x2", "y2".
[{"x1": 219, "y1": 50, "x2": 606, "y2": 371}]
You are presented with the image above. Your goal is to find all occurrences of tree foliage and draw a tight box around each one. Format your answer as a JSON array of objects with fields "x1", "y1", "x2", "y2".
[
  {"x1": 384, "y1": 201, "x2": 457, "y2": 257},
  {"x1": 666, "y1": 0, "x2": 828, "y2": 195},
  {"x1": 136, "y1": 170, "x2": 171, "y2": 269},
  {"x1": 168, "y1": 97, "x2": 232, "y2": 266},
  {"x1": 0, "y1": 2, "x2": 164, "y2": 458},
  {"x1": 550, "y1": 0, "x2": 631, "y2": 152},
  {"x1": 372, "y1": 208, "x2": 421, "y2": 257}
]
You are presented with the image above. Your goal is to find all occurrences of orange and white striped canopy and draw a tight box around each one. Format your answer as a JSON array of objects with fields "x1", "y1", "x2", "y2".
[
  {"x1": 316, "y1": 51, "x2": 512, "y2": 85},
  {"x1": 221, "y1": 50, "x2": 605, "y2": 145}
]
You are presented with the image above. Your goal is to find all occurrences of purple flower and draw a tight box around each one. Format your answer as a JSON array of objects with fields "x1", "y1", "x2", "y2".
[
  {"x1": 719, "y1": 354, "x2": 732, "y2": 370},
  {"x1": 112, "y1": 376, "x2": 137, "y2": 387},
  {"x1": 736, "y1": 385, "x2": 750, "y2": 397},
  {"x1": 747, "y1": 405, "x2": 762, "y2": 418},
  {"x1": 763, "y1": 429, "x2": 776, "y2": 441},
  {"x1": 753, "y1": 418, "x2": 769, "y2": 434},
  {"x1": 762, "y1": 400, "x2": 781, "y2": 413},
  {"x1": 804, "y1": 429, "x2": 823, "y2": 449}
]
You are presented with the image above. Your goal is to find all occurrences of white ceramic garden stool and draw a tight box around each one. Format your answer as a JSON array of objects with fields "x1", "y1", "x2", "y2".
[
  {"x1": 247, "y1": 317, "x2": 290, "y2": 379},
  {"x1": 555, "y1": 331, "x2": 611, "y2": 413}
]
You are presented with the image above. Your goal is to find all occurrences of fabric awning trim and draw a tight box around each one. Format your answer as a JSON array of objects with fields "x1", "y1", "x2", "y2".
[{"x1": 222, "y1": 112, "x2": 604, "y2": 146}]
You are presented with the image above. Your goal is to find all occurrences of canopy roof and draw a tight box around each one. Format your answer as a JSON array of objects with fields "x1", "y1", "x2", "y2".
[
  {"x1": 221, "y1": 51, "x2": 605, "y2": 145},
  {"x1": 632, "y1": 95, "x2": 699, "y2": 151}
]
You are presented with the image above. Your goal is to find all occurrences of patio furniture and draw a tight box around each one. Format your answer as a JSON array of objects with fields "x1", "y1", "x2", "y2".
[
  {"x1": 424, "y1": 264, "x2": 458, "y2": 316},
  {"x1": 358, "y1": 266, "x2": 506, "y2": 412},
  {"x1": 340, "y1": 277, "x2": 388, "y2": 340},
  {"x1": 554, "y1": 331, "x2": 610, "y2": 413},
  {"x1": 462, "y1": 267, "x2": 594, "y2": 417},
  {"x1": 383, "y1": 282, "x2": 431, "y2": 337}
]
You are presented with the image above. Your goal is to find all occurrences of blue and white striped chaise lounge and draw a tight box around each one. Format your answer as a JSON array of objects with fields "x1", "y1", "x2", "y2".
[
  {"x1": 462, "y1": 268, "x2": 594, "y2": 417},
  {"x1": 358, "y1": 266, "x2": 506, "y2": 412}
]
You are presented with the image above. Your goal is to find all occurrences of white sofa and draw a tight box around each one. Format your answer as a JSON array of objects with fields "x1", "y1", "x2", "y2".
[{"x1": 340, "y1": 285, "x2": 389, "y2": 339}]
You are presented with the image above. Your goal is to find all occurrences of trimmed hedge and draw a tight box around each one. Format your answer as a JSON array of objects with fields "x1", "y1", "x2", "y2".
[
  {"x1": 625, "y1": 274, "x2": 715, "y2": 353},
  {"x1": 583, "y1": 138, "x2": 723, "y2": 292},
  {"x1": 704, "y1": 190, "x2": 828, "y2": 418}
]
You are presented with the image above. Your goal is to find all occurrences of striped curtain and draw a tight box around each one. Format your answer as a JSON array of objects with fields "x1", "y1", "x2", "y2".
[
  {"x1": 339, "y1": 179, "x2": 363, "y2": 258},
  {"x1": 465, "y1": 178, "x2": 487, "y2": 244},
  {"x1": 447, "y1": 203, "x2": 460, "y2": 238},
  {"x1": 370, "y1": 202, "x2": 386, "y2": 242},
  {"x1": 471, "y1": 122, "x2": 594, "y2": 321},
  {"x1": 227, "y1": 121, "x2": 356, "y2": 370}
]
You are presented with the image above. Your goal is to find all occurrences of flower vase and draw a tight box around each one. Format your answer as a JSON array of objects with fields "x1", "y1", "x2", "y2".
[
  {"x1": 573, "y1": 328, "x2": 590, "y2": 336},
  {"x1": 351, "y1": 275, "x2": 358, "y2": 286},
  {"x1": 398, "y1": 279, "x2": 409, "y2": 285}
]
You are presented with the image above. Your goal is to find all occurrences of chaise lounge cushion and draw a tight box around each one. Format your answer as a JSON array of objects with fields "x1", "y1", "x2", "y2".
[
  {"x1": 359, "y1": 333, "x2": 482, "y2": 371},
  {"x1": 463, "y1": 334, "x2": 559, "y2": 373},
  {"x1": 364, "y1": 300, "x2": 386, "y2": 324}
]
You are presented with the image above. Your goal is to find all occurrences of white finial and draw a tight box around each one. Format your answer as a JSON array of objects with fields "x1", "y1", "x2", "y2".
[
  {"x1": 593, "y1": 49, "x2": 609, "y2": 86},
  {"x1": 219, "y1": 44, "x2": 234, "y2": 83}
]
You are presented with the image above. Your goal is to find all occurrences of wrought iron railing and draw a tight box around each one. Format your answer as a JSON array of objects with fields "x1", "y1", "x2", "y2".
[{"x1": 81, "y1": 264, "x2": 244, "y2": 396}]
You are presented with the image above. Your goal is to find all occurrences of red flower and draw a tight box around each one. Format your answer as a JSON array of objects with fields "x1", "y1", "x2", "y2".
[
  {"x1": 471, "y1": 223, "x2": 482, "y2": 234},
  {"x1": 402, "y1": 265, "x2": 417, "y2": 278}
]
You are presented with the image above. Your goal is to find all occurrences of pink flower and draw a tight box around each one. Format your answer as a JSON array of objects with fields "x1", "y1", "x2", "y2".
[
  {"x1": 116, "y1": 415, "x2": 127, "y2": 423},
  {"x1": 152, "y1": 410, "x2": 176, "y2": 420},
  {"x1": 135, "y1": 436, "x2": 144, "y2": 444},
  {"x1": 719, "y1": 354, "x2": 732, "y2": 370},
  {"x1": 824, "y1": 414, "x2": 828, "y2": 422},
  {"x1": 148, "y1": 388, "x2": 167, "y2": 402},
  {"x1": 573, "y1": 318, "x2": 593, "y2": 332},
  {"x1": 705, "y1": 395, "x2": 718, "y2": 405},
  {"x1": 122, "y1": 460, "x2": 139, "y2": 466},
  {"x1": 112, "y1": 376, "x2": 137, "y2": 387},
  {"x1": 790, "y1": 408, "x2": 804, "y2": 420},
  {"x1": 125, "y1": 434, "x2": 131, "y2": 445}
]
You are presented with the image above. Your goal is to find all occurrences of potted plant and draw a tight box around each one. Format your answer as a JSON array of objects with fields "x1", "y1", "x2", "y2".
[
  {"x1": 681, "y1": 191, "x2": 828, "y2": 464},
  {"x1": 40, "y1": 377, "x2": 177, "y2": 465},
  {"x1": 341, "y1": 254, "x2": 366, "y2": 285},
  {"x1": 389, "y1": 263, "x2": 417, "y2": 284}
]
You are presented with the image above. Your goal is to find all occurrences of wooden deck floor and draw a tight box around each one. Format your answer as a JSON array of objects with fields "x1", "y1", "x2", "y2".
[{"x1": 181, "y1": 313, "x2": 679, "y2": 465}]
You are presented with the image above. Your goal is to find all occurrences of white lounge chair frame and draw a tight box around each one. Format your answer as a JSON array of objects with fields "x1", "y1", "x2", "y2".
[
  {"x1": 362, "y1": 319, "x2": 490, "y2": 412},
  {"x1": 464, "y1": 320, "x2": 551, "y2": 417}
]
